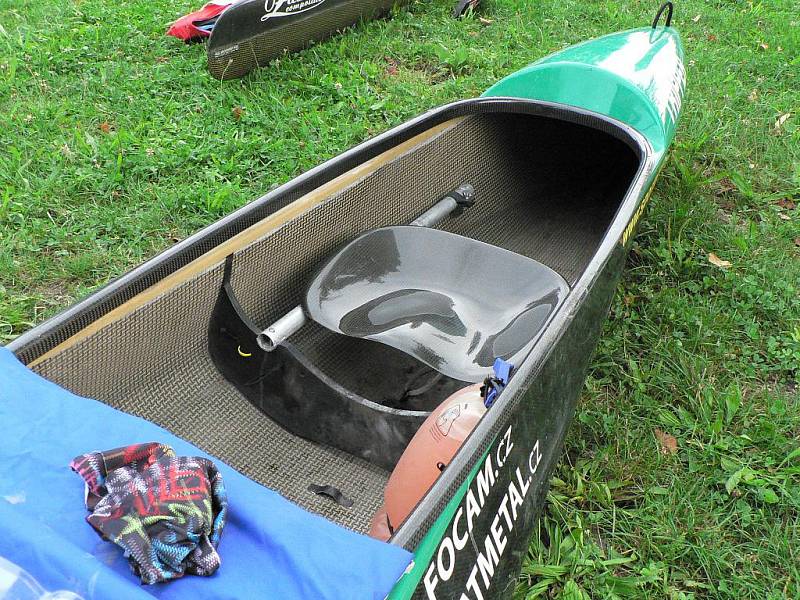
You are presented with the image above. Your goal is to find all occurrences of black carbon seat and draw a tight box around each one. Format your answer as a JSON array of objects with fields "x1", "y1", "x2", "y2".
[{"x1": 304, "y1": 226, "x2": 569, "y2": 382}]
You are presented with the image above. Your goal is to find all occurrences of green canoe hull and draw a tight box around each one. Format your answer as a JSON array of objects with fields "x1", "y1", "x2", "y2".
[{"x1": 484, "y1": 27, "x2": 685, "y2": 156}]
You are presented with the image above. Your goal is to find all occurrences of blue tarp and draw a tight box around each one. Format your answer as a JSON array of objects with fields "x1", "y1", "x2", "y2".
[{"x1": 0, "y1": 348, "x2": 411, "y2": 599}]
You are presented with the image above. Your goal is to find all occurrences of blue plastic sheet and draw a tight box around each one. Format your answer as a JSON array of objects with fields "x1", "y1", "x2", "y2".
[{"x1": 0, "y1": 348, "x2": 411, "y2": 599}]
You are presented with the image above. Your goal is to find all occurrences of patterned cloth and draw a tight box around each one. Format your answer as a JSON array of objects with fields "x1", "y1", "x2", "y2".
[{"x1": 70, "y1": 443, "x2": 228, "y2": 585}]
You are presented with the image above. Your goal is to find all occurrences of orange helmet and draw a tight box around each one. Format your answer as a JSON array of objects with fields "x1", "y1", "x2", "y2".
[{"x1": 370, "y1": 384, "x2": 486, "y2": 539}]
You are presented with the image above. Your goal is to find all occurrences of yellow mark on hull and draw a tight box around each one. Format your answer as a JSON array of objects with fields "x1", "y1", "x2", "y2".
[{"x1": 621, "y1": 169, "x2": 664, "y2": 247}]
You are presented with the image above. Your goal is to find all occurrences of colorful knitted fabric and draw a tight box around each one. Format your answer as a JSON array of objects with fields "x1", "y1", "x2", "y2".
[{"x1": 70, "y1": 442, "x2": 228, "y2": 585}]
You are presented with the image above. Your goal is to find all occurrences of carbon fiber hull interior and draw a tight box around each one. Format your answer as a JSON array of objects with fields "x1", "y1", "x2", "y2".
[{"x1": 15, "y1": 105, "x2": 641, "y2": 534}]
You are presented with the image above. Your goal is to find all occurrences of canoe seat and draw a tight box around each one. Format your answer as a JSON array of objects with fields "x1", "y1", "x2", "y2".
[{"x1": 304, "y1": 226, "x2": 570, "y2": 382}]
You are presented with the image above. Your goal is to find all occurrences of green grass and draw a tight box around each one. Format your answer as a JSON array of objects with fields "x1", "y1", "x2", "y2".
[{"x1": 1, "y1": 0, "x2": 798, "y2": 597}]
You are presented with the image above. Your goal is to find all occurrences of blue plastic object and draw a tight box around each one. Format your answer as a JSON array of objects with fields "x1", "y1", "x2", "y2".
[
  {"x1": 493, "y1": 357, "x2": 513, "y2": 384},
  {"x1": 483, "y1": 358, "x2": 514, "y2": 408},
  {"x1": 0, "y1": 348, "x2": 411, "y2": 600}
]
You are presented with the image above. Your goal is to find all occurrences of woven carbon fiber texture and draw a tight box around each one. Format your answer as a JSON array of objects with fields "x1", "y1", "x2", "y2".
[
  {"x1": 31, "y1": 112, "x2": 636, "y2": 532},
  {"x1": 207, "y1": 0, "x2": 400, "y2": 80}
]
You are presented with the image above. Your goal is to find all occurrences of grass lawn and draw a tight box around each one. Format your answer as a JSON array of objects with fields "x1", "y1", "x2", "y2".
[{"x1": 1, "y1": 0, "x2": 798, "y2": 597}]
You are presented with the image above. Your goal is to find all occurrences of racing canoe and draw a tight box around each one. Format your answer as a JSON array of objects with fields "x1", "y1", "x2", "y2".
[{"x1": 5, "y1": 8, "x2": 684, "y2": 599}]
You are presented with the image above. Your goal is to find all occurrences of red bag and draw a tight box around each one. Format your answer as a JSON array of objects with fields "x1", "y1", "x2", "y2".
[{"x1": 167, "y1": 2, "x2": 231, "y2": 42}]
